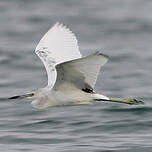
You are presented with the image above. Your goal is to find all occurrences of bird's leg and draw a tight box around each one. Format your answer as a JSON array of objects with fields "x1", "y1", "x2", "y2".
[{"x1": 108, "y1": 98, "x2": 144, "y2": 105}]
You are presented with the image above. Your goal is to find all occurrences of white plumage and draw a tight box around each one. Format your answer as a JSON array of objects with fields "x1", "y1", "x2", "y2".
[
  {"x1": 35, "y1": 22, "x2": 82, "y2": 87},
  {"x1": 30, "y1": 22, "x2": 109, "y2": 109},
  {"x1": 10, "y1": 22, "x2": 145, "y2": 107},
  {"x1": 10, "y1": 22, "x2": 110, "y2": 109}
]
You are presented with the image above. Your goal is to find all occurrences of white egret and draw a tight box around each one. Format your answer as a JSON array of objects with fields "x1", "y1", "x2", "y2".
[{"x1": 10, "y1": 22, "x2": 144, "y2": 109}]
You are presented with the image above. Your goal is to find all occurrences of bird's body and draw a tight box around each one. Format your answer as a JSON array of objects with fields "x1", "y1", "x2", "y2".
[
  {"x1": 10, "y1": 22, "x2": 144, "y2": 108},
  {"x1": 29, "y1": 22, "x2": 110, "y2": 109},
  {"x1": 31, "y1": 85, "x2": 108, "y2": 109},
  {"x1": 32, "y1": 86, "x2": 94, "y2": 109},
  {"x1": 31, "y1": 49, "x2": 110, "y2": 109}
]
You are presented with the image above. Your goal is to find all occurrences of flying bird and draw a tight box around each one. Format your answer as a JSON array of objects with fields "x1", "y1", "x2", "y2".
[{"x1": 10, "y1": 22, "x2": 144, "y2": 109}]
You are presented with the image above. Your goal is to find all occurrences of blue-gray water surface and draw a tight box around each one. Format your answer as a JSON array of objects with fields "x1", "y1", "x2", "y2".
[{"x1": 0, "y1": 0, "x2": 152, "y2": 151}]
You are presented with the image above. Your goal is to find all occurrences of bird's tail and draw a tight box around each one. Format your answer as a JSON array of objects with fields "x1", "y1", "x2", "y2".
[
  {"x1": 9, "y1": 92, "x2": 34, "y2": 100},
  {"x1": 95, "y1": 94, "x2": 144, "y2": 105}
]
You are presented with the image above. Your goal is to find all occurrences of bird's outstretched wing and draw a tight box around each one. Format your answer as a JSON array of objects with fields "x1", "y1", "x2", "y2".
[
  {"x1": 54, "y1": 52, "x2": 109, "y2": 91},
  {"x1": 35, "y1": 22, "x2": 82, "y2": 87}
]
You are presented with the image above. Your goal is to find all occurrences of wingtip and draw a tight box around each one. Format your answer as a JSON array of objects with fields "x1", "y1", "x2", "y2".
[
  {"x1": 52, "y1": 22, "x2": 78, "y2": 49},
  {"x1": 54, "y1": 21, "x2": 64, "y2": 27},
  {"x1": 54, "y1": 22, "x2": 70, "y2": 30},
  {"x1": 95, "y1": 51, "x2": 110, "y2": 59},
  {"x1": 53, "y1": 22, "x2": 76, "y2": 35}
]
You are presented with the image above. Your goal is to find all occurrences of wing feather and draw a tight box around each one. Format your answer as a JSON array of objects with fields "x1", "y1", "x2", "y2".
[
  {"x1": 35, "y1": 22, "x2": 82, "y2": 86},
  {"x1": 54, "y1": 52, "x2": 109, "y2": 90}
]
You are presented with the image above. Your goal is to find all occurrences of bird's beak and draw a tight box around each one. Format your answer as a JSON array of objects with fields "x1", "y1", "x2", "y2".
[{"x1": 9, "y1": 92, "x2": 35, "y2": 100}]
